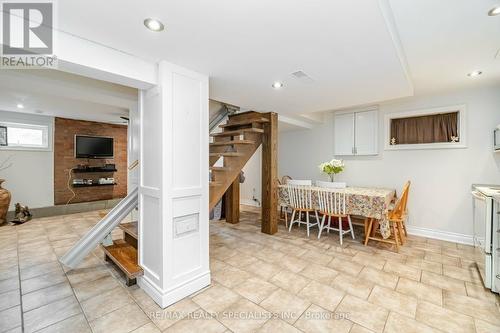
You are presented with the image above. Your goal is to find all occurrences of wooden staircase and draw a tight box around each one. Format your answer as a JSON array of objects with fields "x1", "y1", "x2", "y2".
[
  {"x1": 101, "y1": 221, "x2": 143, "y2": 286},
  {"x1": 209, "y1": 111, "x2": 279, "y2": 234},
  {"x1": 99, "y1": 112, "x2": 278, "y2": 283}
]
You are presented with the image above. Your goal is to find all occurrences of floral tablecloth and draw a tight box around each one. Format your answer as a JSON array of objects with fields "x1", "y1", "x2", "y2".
[{"x1": 278, "y1": 185, "x2": 396, "y2": 239}]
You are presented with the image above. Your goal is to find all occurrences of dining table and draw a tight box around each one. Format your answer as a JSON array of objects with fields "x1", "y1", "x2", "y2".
[{"x1": 278, "y1": 185, "x2": 396, "y2": 239}]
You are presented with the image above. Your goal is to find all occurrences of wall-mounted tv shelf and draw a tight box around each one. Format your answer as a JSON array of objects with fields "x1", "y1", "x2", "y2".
[
  {"x1": 72, "y1": 183, "x2": 117, "y2": 188},
  {"x1": 73, "y1": 167, "x2": 117, "y2": 173}
]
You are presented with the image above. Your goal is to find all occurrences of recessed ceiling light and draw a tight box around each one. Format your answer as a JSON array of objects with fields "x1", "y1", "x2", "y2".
[
  {"x1": 467, "y1": 70, "x2": 483, "y2": 77},
  {"x1": 144, "y1": 18, "x2": 164, "y2": 32},
  {"x1": 16, "y1": 103, "x2": 24, "y2": 109},
  {"x1": 488, "y1": 6, "x2": 500, "y2": 16},
  {"x1": 272, "y1": 82, "x2": 284, "y2": 89}
]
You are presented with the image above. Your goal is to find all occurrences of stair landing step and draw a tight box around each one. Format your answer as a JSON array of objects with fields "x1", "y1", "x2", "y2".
[
  {"x1": 219, "y1": 118, "x2": 269, "y2": 128},
  {"x1": 119, "y1": 222, "x2": 138, "y2": 240},
  {"x1": 210, "y1": 140, "x2": 255, "y2": 146},
  {"x1": 211, "y1": 128, "x2": 264, "y2": 137},
  {"x1": 102, "y1": 239, "x2": 143, "y2": 279}
]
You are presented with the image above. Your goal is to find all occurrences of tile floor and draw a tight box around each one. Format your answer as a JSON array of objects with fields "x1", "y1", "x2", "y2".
[{"x1": 1, "y1": 206, "x2": 499, "y2": 333}]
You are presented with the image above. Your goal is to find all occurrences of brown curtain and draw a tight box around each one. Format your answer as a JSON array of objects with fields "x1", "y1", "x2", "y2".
[{"x1": 390, "y1": 112, "x2": 458, "y2": 145}]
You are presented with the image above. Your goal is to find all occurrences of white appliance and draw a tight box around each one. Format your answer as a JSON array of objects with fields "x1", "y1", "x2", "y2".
[
  {"x1": 493, "y1": 198, "x2": 500, "y2": 293},
  {"x1": 472, "y1": 185, "x2": 500, "y2": 293}
]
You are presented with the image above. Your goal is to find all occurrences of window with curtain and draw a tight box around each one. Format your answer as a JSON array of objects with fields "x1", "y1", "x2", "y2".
[{"x1": 389, "y1": 111, "x2": 459, "y2": 146}]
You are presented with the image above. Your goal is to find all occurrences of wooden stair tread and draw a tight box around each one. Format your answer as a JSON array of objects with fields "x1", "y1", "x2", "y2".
[
  {"x1": 219, "y1": 118, "x2": 269, "y2": 128},
  {"x1": 210, "y1": 140, "x2": 255, "y2": 146},
  {"x1": 209, "y1": 152, "x2": 243, "y2": 157},
  {"x1": 102, "y1": 240, "x2": 143, "y2": 278},
  {"x1": 119, "y1": 222, "x2": 138, "y2": 239},
  {"x1": 210, "y1": 166, "x2": 231, "y2": 171},
  {"x1": 210, "y1": 128, "x2": 264, "y2": 137},
  {"x1": 209, "y1": 181, "x2": 222, "y2": 186}
]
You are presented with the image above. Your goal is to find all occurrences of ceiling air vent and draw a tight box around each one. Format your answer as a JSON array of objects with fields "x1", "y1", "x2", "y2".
[{"x1": 291, "y1": 70, "x2": 314, "y2": 84}]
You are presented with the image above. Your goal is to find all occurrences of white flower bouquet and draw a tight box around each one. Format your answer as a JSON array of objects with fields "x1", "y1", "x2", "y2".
[{"x1": 318, "y1": 159, "x2": 345, "y2": 182}]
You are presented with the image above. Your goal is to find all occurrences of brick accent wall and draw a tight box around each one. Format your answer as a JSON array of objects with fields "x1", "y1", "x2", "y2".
[{"x1": 54, "y1": 117, "x2": 127, "y2": 205}]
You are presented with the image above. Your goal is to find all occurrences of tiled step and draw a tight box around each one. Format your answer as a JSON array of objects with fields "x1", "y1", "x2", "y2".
[{"x1": 102, "y1": 239, "x2": 143, "y2": 286}]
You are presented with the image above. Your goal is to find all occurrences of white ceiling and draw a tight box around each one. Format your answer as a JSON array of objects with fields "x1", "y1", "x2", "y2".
[
  {"x1": 0, "y1": 70, "x2": 137, "y2": 124},
  {"x1": 57, "y1": 0, "x2": 414, "y2": 115},
  {"x1": 388, "y1": 0, "x2": 500, "y2": 95},
  {"x1": 4, "y1": 0, "x2": 500, "y2": 119}
]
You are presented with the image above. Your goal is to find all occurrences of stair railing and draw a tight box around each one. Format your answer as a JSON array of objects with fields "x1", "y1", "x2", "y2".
[
  {"x1": 209, "y1": 104, "x2": 237, "y2": 133},
  {"x1": 60, "y1": 187, "x2": 139, "y2": 269}
]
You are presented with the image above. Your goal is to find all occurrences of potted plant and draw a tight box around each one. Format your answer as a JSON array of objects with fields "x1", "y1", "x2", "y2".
[
  {"x1": 319, "y1": 159, "x2": 345, "y2": 182},
  {"x1": 0, "y1": 156, "x2": 13, "y2": 225}
]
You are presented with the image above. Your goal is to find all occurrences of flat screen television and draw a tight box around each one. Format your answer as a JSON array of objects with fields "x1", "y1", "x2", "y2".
[{"x1": 75, "y1": 135, "x2": 114, "y2": 159}]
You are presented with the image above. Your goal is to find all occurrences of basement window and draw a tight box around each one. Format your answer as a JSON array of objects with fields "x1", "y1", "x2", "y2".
[
  {"x1": 0, "y1": 122, "x2": 51, "y2": 151},
  {"x1": 384, "y1": 105, "x2": 466, "y2": 150}
]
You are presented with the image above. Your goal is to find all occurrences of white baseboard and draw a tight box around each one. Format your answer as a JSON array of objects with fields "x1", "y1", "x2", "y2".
[
  {"x1": 240, "y1": 199, "x2": 260, "y2": 207},
  {"x1": 138, "y1": 271, "x2": 211, "y2": 309},
  {"x1": 406, "y1": 225, "x2": 473, "y2": 245}
]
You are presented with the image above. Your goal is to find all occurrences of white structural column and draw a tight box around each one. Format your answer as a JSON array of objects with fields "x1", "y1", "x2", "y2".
[{"x1": 138, "y1": 61, "x2": 210, "y2": 308}]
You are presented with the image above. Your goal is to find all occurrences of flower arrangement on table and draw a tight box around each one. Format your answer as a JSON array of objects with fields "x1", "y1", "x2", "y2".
[{"x1": 319, "y1": 159, "x2": 345, "y2": 182}]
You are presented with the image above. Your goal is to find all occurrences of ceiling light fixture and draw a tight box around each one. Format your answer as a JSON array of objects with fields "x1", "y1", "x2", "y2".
[
  {"x1": 272, "y1": 81, "x2": 284, "y2": 89},
  {"x1": 467, "y1": 70, "x2": 483, "y2": 78},
  {"x1": 144, "y1": 18, "x2": 165, "y2": 32},
  {"x1": 488, "y1": 6, "x2": 500, "y2": 16},
  {"x1": 16, "y1": 103, "x2": 24, "y2": 109}
]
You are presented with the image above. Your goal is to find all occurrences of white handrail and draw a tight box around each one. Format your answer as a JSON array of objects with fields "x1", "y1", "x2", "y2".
[{"x1": 60, "y1": 187, "x2": 139, "y2": 269}]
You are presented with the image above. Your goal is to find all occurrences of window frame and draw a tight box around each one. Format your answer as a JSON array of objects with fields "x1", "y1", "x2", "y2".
[
  {"x1": 0, "y1": 117, "x2": 53, "y2": 152},
  {"x1": 384, "y1": 104, "x2": 467, "y2": 151}
]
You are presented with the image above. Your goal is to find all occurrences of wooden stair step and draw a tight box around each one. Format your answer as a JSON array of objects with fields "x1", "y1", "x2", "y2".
[
  {"x1": 119, "y1": 222, "x2": 138, "y2": 240},
  {"x1": 210, "y1": 140, "x2": 255, "y2": 146},
  {"x1": 102, "y1": 239, "x2": 143, "y2": 286},
  {"x1": 209, "y1": 152, "x2": 243, "y2": 157},
  {"x1": 219, "y1": 118, "x2": 269, "y2": 128},
  {"x1": 210, "y1": 166, "x2": 231, "y2": 171},
  {"x1": 209, "y1": 181, "x2": 222, "y2": 186},
  {"x1": 210, "y1": 128, "x2": 264, "y2": 137}
]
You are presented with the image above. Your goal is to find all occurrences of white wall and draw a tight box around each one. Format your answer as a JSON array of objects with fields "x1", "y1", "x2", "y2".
[
  {"x1": 240, "y1": 146, "x2": 262, "y2": 207},
  {"x1": 0, "y1": 111, "x2": 55, "y2": 210},
  {"x1": 279, "y1": 85, "x2": 500, "y2": 242}
]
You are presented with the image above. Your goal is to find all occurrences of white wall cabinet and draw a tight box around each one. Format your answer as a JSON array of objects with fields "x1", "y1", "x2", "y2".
[{"x1": 334, "y1": 109, "x2": 378, "y2": 156}]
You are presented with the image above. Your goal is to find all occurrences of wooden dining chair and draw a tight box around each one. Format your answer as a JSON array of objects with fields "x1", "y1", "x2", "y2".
[
  {"x1": 316, "y1": 188, "x2": 355, "y2": 245},
  {"x1": 287, "y1": 182, "x2": 319, "y2": 237},
  {"x1": 364, "y1": 181, "x2": 411, "y2": 251},
  {"x1": 279, "y1": 175, "x2": 294, "y2": 226},
  {"x1": 388, "y1": 181, "x2": 410, "y2": 244}
]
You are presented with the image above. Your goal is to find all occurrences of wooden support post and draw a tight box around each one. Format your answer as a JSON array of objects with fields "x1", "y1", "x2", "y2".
[
  {"x1": 225, "y1": 177, "x2": 240, "y2": 224},
  {"x1": 261, "y1": 112, "x2": 278, "y2": 235}
]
